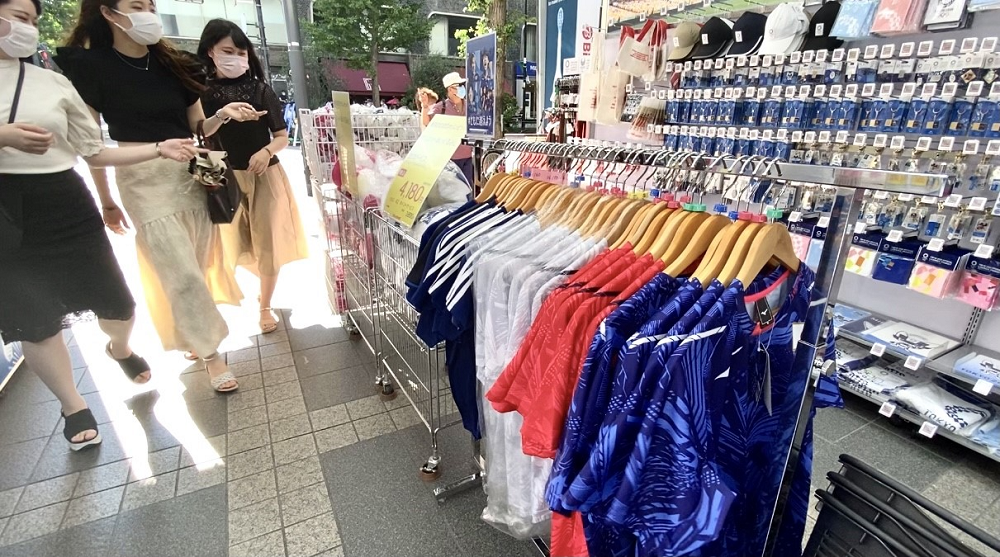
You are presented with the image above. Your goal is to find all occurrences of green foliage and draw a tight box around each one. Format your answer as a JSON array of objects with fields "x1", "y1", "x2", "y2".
[
  {"x1": 37, "y1": 0, "x2": 79, "y2": 47},
  {"x1": 454, "y1": 0, "x2": 526, "y2": 57},
  {"x1": 302, "y1": 47, "x2": 345, "y2": 109},
  {"x1": 404, "y1": 54, "x2": 458, "y2": 107},
  {"x1": 499, "y1": 92, "x2": 519, "y2": 132},
  {"x1": 307, "y1": 0, "x2": 431, "y2": 101}
]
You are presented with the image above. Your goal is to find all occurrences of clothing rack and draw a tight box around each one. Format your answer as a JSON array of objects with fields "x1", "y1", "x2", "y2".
[{"x1": 480, "y1": 138, "x2": 951, "y2": 556}]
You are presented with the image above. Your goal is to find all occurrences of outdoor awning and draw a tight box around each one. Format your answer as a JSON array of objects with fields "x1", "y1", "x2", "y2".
[{"x1": 327, "y1": 61, "x2": 412, "y2": 96}]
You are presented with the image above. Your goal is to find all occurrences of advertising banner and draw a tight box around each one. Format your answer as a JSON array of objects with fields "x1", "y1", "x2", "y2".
[
  {"x1": 544, "y1": 0, "x2": 602, "y2": 108},
  {"x1": 466, "y1": 33, "x2": 498, "y2": 139}
]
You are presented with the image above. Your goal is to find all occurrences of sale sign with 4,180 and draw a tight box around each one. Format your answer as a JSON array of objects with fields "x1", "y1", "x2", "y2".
[{"x1": 383, "y1": 114, "x2": 467, "y2": 227}]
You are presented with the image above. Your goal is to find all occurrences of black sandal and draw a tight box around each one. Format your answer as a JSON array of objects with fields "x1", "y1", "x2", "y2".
[
  {"x1": 62, "y1": 409, "x2": 102, "y2": 451},
  {"x1": 106, "y1": 342, "x2": 152, "y2": 383}
]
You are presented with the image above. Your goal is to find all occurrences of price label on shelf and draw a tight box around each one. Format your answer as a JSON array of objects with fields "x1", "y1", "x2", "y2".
[
  {"x1": 891, "y1": 136, "x2": 906, "y2": 150},
  {"x1": 880, "y1": 44, "x2": 895, "y2": 59},
  {"x1": 771, "y1": 85, "x2": 783, "y2": 97},
  {"x1": 762, "y1": 129, "x2": 774, "y2": 140},
  {"x1": 915, "y1": 137, "x2": 932, "y2": 151},
  {"x1": 847, "y1": 48, "x2": 861, "y2": 62},
  {"x1": 862, "y1": 83, "x2": 876, "y2": 97},
  {"x1": 854, "y1": 221, "x2": 868, "y2": 234},
  {"x1": 898, "y1": 194, "x2": 914, "y2": 202},
  {"x1": 941, "y1": 137, "x2": 957, "y2": 152},
  {"x1": 864, "y1": 45, "x2": 879, "y2": 60},
  {"x1": 983, "y1": 37, "x2": 999, "y2": 52},
  {"x1": 964, "y1": 140, "x2": 981, "y2": 155},
  {"x1": 939, "y1": 39, "x2": 956, "y2": 55},
  {"x1": 918, "y1": 40, "x2": 934, "y2": 57},
  {"x1": 854, "y1": 133, "x2": 868, "y2": 147},
  {"x1": 900, "y1": 42, "x2": 916, "y2": 57},
  {"x1": 790, "y1": 51, "x2": 802, "y2": 64},
  {"x1": 832, "y1": 48, "x2": 846, "y2": 62},
  {"x1": 922, "y1": 195, "x2": 940, "y2": 204},
  {"x1": 928, "y1": 238, "x2": 946, "y2": 252},
  {"x1": 901, "y1": 83, "x2": 917, "y2": 99},
  {"x1": 879, "y1": 83, "x2": 894, "y2": 99},
  {"x1": 886, "y1": 230, "x2": 904, "y2": 243},
  {"x1": 970, "y1": 196, "x2": 989, "y2": 211},
  {"x1": 845, "y1": 84, "x2": 859, "y2": 98},
  {"x1": 792, "y1": 130, "x2": 804, "y2": 142},
  {"x1": 830, "y1": 84, "x2": 844, "y2": 98},
  {"x1": 758, "y1": 88, "x2": 768, "y2": 100},
  {"x1": 789, "y1": 211, "x2": 803, "y2": 222},
  {"x1": 874, "y1": 190, "x2": 890, "y2": 200},
  {"x1": 819, "y1": 130, "x2": 832, "y2": 143},
  {"x1": 919, "y1": 422, "x2": 939, "y2": 438},
  {"x1": 974, "y1": 244, "x2": 995, "y2": 258},
  {"x1": 974, "y1": 379, "x2": 995, "y2": 396},
  {"x1": 762, "y1": 54, "x2": 774, "y2": 67},
  {"x1": 874, "y1": 134, "x2": 889, "y2": 148},
  {"x1": 968, "y1": 81, "x2": 985, "y2": 97},
  {"x1": 921, "y1": 83, "x2": 938, "y2": 98},
  {"x1": 904, "y1": 356, "x2": 923, "y2": 370},
  {"x1": 987, "y1": 140, "x2": 1000, "y2": 156},
  {"x1": 944, "y1": 194, "x2": 963, "y2": 207},
  {"x1": 658, "y1": 89, "x2": 668, "y2": 100},
  {"x1": 785, "y1": 85, "x2": 797, "y2": 97},
  {"x1": 961, "y1": 37, "x2": 978, "y2": 54},
  {"x1": 625, "y1": 83, "x2": 634, "y2": 93},
  {"x1": 991, "y1": 82, "x2": 1000, "y2": 99},
  {"x1": 750, "y1": 54, "x2": 761, "y2": 66},
  {"x1": 879, "y1": 402, "x2": 897, "y2": 417},
  {"x1": 715, "y1": 59, "x2": 724, "y2": 70},
  {"x1": 942, "y1": 82, "x2": 959, "y2": 97},
  {"x1": 804, "y1": 131, "x2": 817, "y2": 143},
  {"x1": 776, "y1": 129, "x2": 789, "y2": 141},
  {"x1": 870, "y1": 343, "x2": 887, "y2": 357},
  {"x1": 654, "y1": 124, "x2": 664, "y2": 134},
  {"x1": 803, "y1": 50, "x2": 815, "y2": 63},
  {"x1": 799, "y1": 85, "x2": 812, "y2": 99},
  {"x1": 815, "y1": 84, "x2": 827, "y2": 97},
  {"x1": 816, "y1": 50, "x2": 828, "y2": 63},
  {"x1": 835, "y1": 130, "x2": 849, "y2": 144}
]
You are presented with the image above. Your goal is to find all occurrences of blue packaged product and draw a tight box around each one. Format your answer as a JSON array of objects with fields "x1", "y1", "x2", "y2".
[
  {"x1": 970, "y1": 99, "x2": 995, "y2": 138},
  {"x1": 884, "y1": 99, "x2": 907, "y2": 133},
  {"x1": 762, "y1": 98, "x2": 783, "y2": 126},
  {"x1": 904, "y1": 99, "x2": 928, "y2": 134},
  {"x1": 743, "y1": 99, "x2": 762, "y2": 126},
  {"x1": 948, "y1": 99, "x2": 975, "y2": 135},
  {"x1": 924, "y1": 98, "x2": 952, "y2": 136}
]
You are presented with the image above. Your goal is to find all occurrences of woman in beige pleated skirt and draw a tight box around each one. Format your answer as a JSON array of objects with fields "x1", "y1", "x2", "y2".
[{"x1": 199, "y1": 20, "x2": 309, "y2": 334}]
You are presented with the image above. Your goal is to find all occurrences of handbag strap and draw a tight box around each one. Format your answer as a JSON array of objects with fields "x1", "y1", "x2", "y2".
[{"x1": 8, "y1": 61, "x2": 26, "y2": 125}]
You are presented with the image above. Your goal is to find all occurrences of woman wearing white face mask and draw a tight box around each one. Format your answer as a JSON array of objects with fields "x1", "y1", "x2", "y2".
[
  {"x1": 54, "y1": 0, "x2": 263, "y2": 393},
  {"x1": 197, "y1": 19, "x2": 308, "y2": 335},
  {"x1": 1, "y1": 0, "x2": 211, "y2": 449}
]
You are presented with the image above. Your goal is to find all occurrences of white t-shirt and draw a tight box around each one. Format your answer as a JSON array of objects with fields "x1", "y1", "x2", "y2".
[{"x1": 0, "y1": 59, "x2": 104, "y2": 174}]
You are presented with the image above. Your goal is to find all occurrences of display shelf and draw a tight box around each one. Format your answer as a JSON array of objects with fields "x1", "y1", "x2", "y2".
[
  {"x1": 837, "y1": 380, "x2": 1000, "y2": 464},
  {"x1": 926, "y1": 344, "x2": 1000, "y2": 396},
  {"x1": 836, "y1": 325, "x2": 963, "y2": 368}
]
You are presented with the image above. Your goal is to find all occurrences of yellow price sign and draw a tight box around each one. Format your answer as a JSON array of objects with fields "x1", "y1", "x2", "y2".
[
  {"x1": 383, "y1": 114, "x2": 466, "y2": 227},
  {"x1": 331, "y1": 91, "x2": 358, "y2": 197}
]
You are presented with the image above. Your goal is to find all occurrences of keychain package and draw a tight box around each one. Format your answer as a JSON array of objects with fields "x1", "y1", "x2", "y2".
[
  {"x1": 872, "y1": 238, "x2": 922, "y2": 285},
  {"x1": 908, "y1": 247, "x2": 966, "y2": 298},
  {"x1": 956, "y1": 257, "x2": 1000, "y2": 310}
]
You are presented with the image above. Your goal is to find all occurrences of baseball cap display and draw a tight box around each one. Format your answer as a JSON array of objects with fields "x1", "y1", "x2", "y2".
[
  {"x1": 726, "y1": 12, "x2": 768, "y2": 57},
  {"x1": 690, "y1": 17, "x2": 735, "y2": 59},
  {"x1": 758, "y1": 2, "x2": 810, "y2": 55},
  {"x1": 666, "y1": 21, "x2": 702, "y2": 61},
  {"x1": 802, "y1": 1, "x2": 844, "y2": 51}
]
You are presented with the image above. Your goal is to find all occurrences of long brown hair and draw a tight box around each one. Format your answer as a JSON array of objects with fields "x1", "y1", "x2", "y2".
[{"x1": 65, "y1": 0, "x2": 204, "y2": 93}]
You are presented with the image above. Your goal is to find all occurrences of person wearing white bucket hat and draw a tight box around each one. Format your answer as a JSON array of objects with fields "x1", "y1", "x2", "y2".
[{"x1": 420, "y1": 71, "x2": 475, "y2": 185}]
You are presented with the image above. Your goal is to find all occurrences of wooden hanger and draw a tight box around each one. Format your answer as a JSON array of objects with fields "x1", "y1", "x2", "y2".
[
  {"x1": 611, "y1": 202, "x2": 655, "y2": 249},
  {"x1": 605, "y1": 199, "x2": 646, "y2": 245},
  {"x1": 571, "y1": 193, "x2": 609, "y2": 233},
  {"x1": 713, "y1": 222, "x2": 767, "y2": 286},
  {"x1": 733, "y1": 223, "x2": 800, "y2": 286},
  {"x1": 632, "y1": 205, "x2": 675, "y2": 254},
  {"x1": 650, "y1": 211, "x2": 709, "y2": 260},
  {"x1": 520, "y1": 181, "x2": 558, "y2": 212},
  {"x1": 662, "y1": 214, "x2": 730, "y2": 274},
  {"x1": 475, "y1": 171, "x2": 509, "y2": 203},
  {"x1": 538, "y1": 187, "x2": 578, "y2": 225},
  {"x1": 622, "y1": 202, "x2": 672, "y2": 249}
]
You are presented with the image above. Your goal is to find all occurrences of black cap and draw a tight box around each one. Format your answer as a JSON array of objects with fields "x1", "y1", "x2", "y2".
[
  {"x1": 802, "y1": 1, "x2": 844, "y2": 52},
  {"x1": 726, "y1": 12, "x2": 768, "y2": 57},
  {"x1": 690, "y1": 17, "x2": 734, "y2": 60}
]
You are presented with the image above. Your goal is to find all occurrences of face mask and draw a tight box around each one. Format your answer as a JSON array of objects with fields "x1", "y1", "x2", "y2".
[
  {"x1": 113, "y1": 10, "x2": 163, "y2": 46},
  {"x1": 456, "y1": 85, "x2": 467, "y2": 100},
  {"x1": 0, "y1": 17, "x2": 39, "y2": 59},
  {"x1": 214, "y1": 53, "x2": 249, "y2": 79}
]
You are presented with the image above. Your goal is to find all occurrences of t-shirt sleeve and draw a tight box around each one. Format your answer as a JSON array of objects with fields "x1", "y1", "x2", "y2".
[
  {"x1": 428, "y1": 102, "x2": 445, "y2": 117},
  {"x1": 58, "y1": 75, "x2": 104, "y2": 158},
  {"x1": 260, "y1": 83, "x2": 287, "y2": 132}
]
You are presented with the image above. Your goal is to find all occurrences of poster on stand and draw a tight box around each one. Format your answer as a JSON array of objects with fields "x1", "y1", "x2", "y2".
[
  {"x1": 543, "y1": 0, "x2": 602, "y2": 109},
  {"x1": 465, "y1": 33, "x2": 497, "y2": 139}
]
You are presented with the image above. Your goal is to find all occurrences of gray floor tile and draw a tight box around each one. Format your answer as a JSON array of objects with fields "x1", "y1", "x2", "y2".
[
  {"x1": 314, "y1": 424, "x2": 358, "y2": 454},
  {"x1": 227, "y1": 347, "x2": 259, "y2": 365},
  {"x1": 228, "y1": 445, "x2": 274, "y2": 481},
  {"x1": 310, "y1": 405, "x2": 350, "y2": 431},
  {"x1": 112, "y1": 484, "x2": 227, "y2": 557},
  {"x1": 74, "y1": 461, "x2": 130, "y2": 497},
  {"x1": 228, "y1": 530, "x2": 286, "y2": 557},
  {"x1": 272, "y1": 434, "x2": 318, "y2": 467},
  {"x1": 389, "y1": 406, "x2": 422, "y2": 430},
  {"x1": 128, "y1": 446, "x2": 180, "y2": 482},
  {"x1": 258, "y1": 330, "x2": 289, "y2": 347},
  {"x1": 229, "y1": 406, "x2": 270, "y2": 432},
  {"x1": 227, "y1": 424, "x2": 271, "y2": 455},
  {"x1": 0, "y1": 502, "x2": 67, "y2": 547},
  {"x1": 228, "y1": 469, "x2": 277, "y2": 511},
  {"x1": 175, "y1": 463, "x2": 227, "y2": 497},
  {"x1": 382, "y1": 394, "x2": 411, "y2": 411},
  {"x1": 228, "y1": 359, "x2": 263, "y2": 378},
  {"x1": 279, "y1": 483, "x2": 332, "y2": 526},
  {"x1": 0, "y1": 488, "x2": 21, "y2": 519},
  {"x1": 76, "y1": 372, "x2": 99, "y2": 396},
  {"x1": 287, "y1": 326, "x2": 351, "y2": 352},
  {"x1": 268, "y1": 396, "x2": 308, "y2": 421},
  {"x1": 61, "y1": 486, "x2": 124, "y2": 529},
  {"x1": 353, "y1": 414, "x2": 396, "y2": 441},
  {"x1": 0, "y1": 438, "x2": 47, "y2": 490},
  {"x1": 284, "y1": 512, "x2": 340, "y2": 557},
  {"x1": 921, "y1": 465, "x2": 1000, "y2": 523},
  {"x1": 293, "y1": 344, "x2": 362, "y2": 379},
  {"x1": 345, "y1": 395, "x2": 387, "y2": 421},
  {"x1": 270, "y1": 414, "x2": 313, "y2": 443},
  {"x1": 261, "y1": 353, "x2": 295, "y2": 372},
  {"x1": 0, "y1": 400, "x2": 61, "y2": 446},
  {"x1": 300, "y1": 367, "x2": 377, "y2": 411},
  {"x1": 813, "y1": 406, "x2": 873, "y2": 444},
  {"x1": 236, "y1": 373, "x2": 264, "y2": 392},
  {"x1": 263, "y1": 367, "x2": 299, "y2": 387},
  {"x1": 15, "y1": 474, "x2": 78, "y2": 514},
  {"x1": 120, "y1": 471, "x2": 177, "y2": 512},
  {"x1": 228, "y1": 389, "x2": 266, "y2": 413},
  {"x1": 178, "y1": 371, "x2": 219, "y2": 403},
  {"x1": 0, "y1": 515, "x2": 116, "y2": 557},
  {"x1": 183, "y1": 398, "x2": 228, "y2": 439},
  {"x1": 180, "y1": 435, "x2": 226, "y2": 468},
  {"x1": 276, "y1": 456, "x2": 324, "y2": 494},
  {"x1": 839, "y1": 423, "x2": 953, "y2": 492},
  {"x1": 260, "y1": 341, "x2": 293, "y2": 359},
  {"x1": 265, "y1": 381, "x2": 303, "y2": 404},
  {"x1": 229, "y1": 497, "x2": 282, "y2": 546}
]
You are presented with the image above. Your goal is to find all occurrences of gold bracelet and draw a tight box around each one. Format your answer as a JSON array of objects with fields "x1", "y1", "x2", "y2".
[{"x1": 154, "y1": 142, "x2": 162, "y2": 157}]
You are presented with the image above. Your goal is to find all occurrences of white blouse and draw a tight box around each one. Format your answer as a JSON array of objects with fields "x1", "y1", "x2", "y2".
[{"x1": 0, "y1": 58, "x2": 105, "y2": 175}]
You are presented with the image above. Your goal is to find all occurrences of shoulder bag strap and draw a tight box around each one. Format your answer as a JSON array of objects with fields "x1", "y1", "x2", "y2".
[{"x1": 8, "y1": 61, "x2": 26, "y2": 124}]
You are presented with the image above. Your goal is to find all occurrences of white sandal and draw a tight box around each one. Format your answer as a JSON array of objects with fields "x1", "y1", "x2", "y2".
[
  {"x1": 204, "y1": 353, "x2": 239, "y2": 393},
  {"x1": 260, "y1": 307, "x2": 279, "y2": 334}
]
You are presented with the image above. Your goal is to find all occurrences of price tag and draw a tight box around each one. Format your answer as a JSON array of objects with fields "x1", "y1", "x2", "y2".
[
  {"x1": 854, "y1": 221, "x2": 868, "y2": 234},
  {"x1": 982, "y1": 37, "x2": 999, "y2": 53},
  {"x1": 974, "y1": 244, "x2": 995, "y2": 258},
  {"x1": 864, "y1": 45, "x2": 879, "y2": 60},
  {"x1": 749, "y1": 129, "x2": 760, "y2": 140},
  {"x1": 658, "y1": 89, "x2": 667, "y2": 100},
  {"x1": 991, "y1": 82, "x2": 1000, "y2": 99},
  {"x1": 654, "y1": 124, "x2": 664, "y2": 134},
  {"x1": 726, "y1": 58, "x2": 735, "y2": 69},
  {"x1": 879, "y1": 402, "x2": 897, "y2": 417},
  {"x1": 775, "y1": 54, "x2": 786, "y2": 65},
  {"x1": 746, "y1": 86, "x2": 757, "y2": 98},
  {"x1": 762, "y1": 54, "x2": 773, "y2": 67},
  {"x1": 799, "y1": 85, "x2": 812, "y2": 99},
  {"x1": 974, "y1": 379, "x2": 995, "y2": 396},
  {"x1": 901, "y1": 83, "x2": 917, "y2": 99},
  {"x1": 900, "y1": 42, "x2": 916, "y2": 57},
  {"x1": 915, "y1": 137, "x2": 932, "y2": 151},
  {"x1": 968, "y1": 81, "x2": 985, "y2": 97},
  {"x1": 776, "y1": 129, "x2": 789, "y2": 141},
  {"x1": 792, "y1": 130, "x2": 805, "y2": 142},
  {"x1": 870, "y1": 343, "x2": 887, "y2": 357},
  {"x1": 785, "y1": 86, "x2": 797, "y2": 97},
  {"x1": 645, "y1": 81, "x2": 652, "y2": 91},
  {"x1": 804, "y1": 131, "x2": 817, "y2": 143},
  {"x1": 940, "y1": 137, "x2": 958, "y2": 152},
  {"x1": 702, "y1": 0, "x2": 711, "y2": 7},
  {"x1": 626, "y1": 83, "x2": 633, "y2": 93},
  {"x1": 939, "y1": 39, "x2": 956, "y2": 56},
  {"x1": 879, "y1": 83, "x2": 894, "y2": 99},
  {"x1": 904, "y1": 355, "x2": 923, "y2": 370},
  {"x1": 862, "y1": 83, "x2": 877, "y2": 97},
  {"x1": 944, "y1": 194, "x2": 963, "y2": 207},
  {"x1": 899, "y1": 194, "x2": 914, "y2": 201},
  {"x1": 921, "y1": 83, "x2": 937, "y2": 98},
  {"x1": 919, "y1": 422, "x2": 939, "y2": 438},
  {"x1": 750, "y1": 54, "x2": 761, "y2": 66},
  {"x1": 890, "y1": 135, "x2": 906, "y2": 150},
  {"x1": 880, "y1": 44, "x2": 895, "y2": 59},
  {"x1": 832, "y1": 48, "x2": 846, "y2": 62},
  {"x1": 757, "y1": 88, "x2": 768, "y2": 100},
  {"x1": 790, "y1": 51, "x2": 802, "y2": 64},
  {"x1": 815, "y1": 84, "x2": 828, "y2": 97},
  {"x1": 987, "y1": 140, "x2": 1000, "y2": 156},
  {"x1": 819, "y1": 130, "x2": 832, "y2": 143},
  {"x1": 737, "y1": 56, "x2": 748, "y2": 67},
  {"x1": 771, "y1": 85, "x2": 784, "y2": 97},
  {"x1": 874, "y1": 134, "x2": 889, "y2": 148},
  {"x1": 942, "y1": 82, "x2": 959, "y2": 97},
  {"x1": 887, "y1": 229, "x2": 904, "y2": 242},
  {"x1": 874, "y1": 190, "x2": 890, "y2": 200},
  {"x1": 928, "y1": 238, "x2": 946, "y2": 251},
  {"x1": 961, "y1": 37, "x2": 978, "y2": 54},
  {"x1": 803, "y1": 50, "x2": 815, "y2": 63},
  {"x1": 715, "y1": 59, "x2": 724, "y2": 70},
  {"x1": 762, "y1": 129, "x2": 774, "y2": 140},
  {"x1": 854, "y1": 133, "x2": 868, "y2": 147},
  {"x1": 818, "y1": 216, "x2": 831, "y2": 228},
  {"x1": 845, "y1": 84, "x2": 859, "y2": 98},
  {"x1": 693, "y1": 89, "x2": 703, "y2": 99},
  {"x1": 739, "y1": 127, "x2": 750, "y2": 139},
  {"x1": 918, "y1": 40, "x2": 934, "y2": 57},
  {"x1": 789, "y1": 211, "x2": 803, "y2": 222},
  {"x1": 830, "y1": 84, "x2": 844, "y2": 98},
  {"x1": 922, "y1": 195, "x2": 940, "y2": 204},
  {"x1": 847, "y1": 48, "x2": 860, "y2": 63}
]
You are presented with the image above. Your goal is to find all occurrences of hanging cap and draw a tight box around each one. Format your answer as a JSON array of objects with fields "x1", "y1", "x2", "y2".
[
  {"x1": 727, "y1": 12, "x2": 768, "y2": 57},
  {"x1": 690, "y1": 17, "x2": 735, "y2": 60},
  {"x1": 801, "y1": 1, "x2": 845, "y2": 52},
  {"x1": 666, "y1": 21, "x2": 702, "y2": 61},
  {"x1": 758, "y1": 3, "x2": 810, "y2": 56}
]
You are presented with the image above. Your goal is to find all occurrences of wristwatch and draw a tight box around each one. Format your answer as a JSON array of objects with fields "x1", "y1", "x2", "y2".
[{"x1": 215, "y1": 108, "x2": 232, "y2": 124}]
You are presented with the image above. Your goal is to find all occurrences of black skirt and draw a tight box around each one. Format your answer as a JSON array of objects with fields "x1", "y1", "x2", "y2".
[{"x1": 0, "y1": 170, "x2": 135, "y2": 343}]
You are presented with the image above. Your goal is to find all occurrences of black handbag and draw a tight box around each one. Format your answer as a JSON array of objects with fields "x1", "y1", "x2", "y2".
[
  {"x1": 192, "y1": 120, "x2": 243, "y2": 224},
  {"x1": 0, "y1": 61, "x2": 27, "y2": 255}
]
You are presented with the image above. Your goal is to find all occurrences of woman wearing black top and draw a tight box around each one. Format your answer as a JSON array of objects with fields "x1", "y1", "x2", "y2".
[
  {"x1": 197, "y1": 20, "x2": 308, "y2": 334},
  {"x1": 57, "y1": 0, "x2": 262, "y2": 393}
]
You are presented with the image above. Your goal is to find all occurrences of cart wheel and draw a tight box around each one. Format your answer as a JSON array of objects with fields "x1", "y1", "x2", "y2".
[
  {"x1": 343, "y1": 321, "x2": 360, "y2": 336},
  {"x1": 378, "y1": 382, "x2": 397, "y2": 401},
  {"x1": 420, "y1": 462, "x2": 442, "y2": 482}
]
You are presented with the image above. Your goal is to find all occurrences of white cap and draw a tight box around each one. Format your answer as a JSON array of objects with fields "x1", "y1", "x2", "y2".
[
  {"x1": 442, "y1": 72, "x2": 467, "y2": 88},
  {"x1": 758, "y1": 3, "x2": 810, "y2": 56}
]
